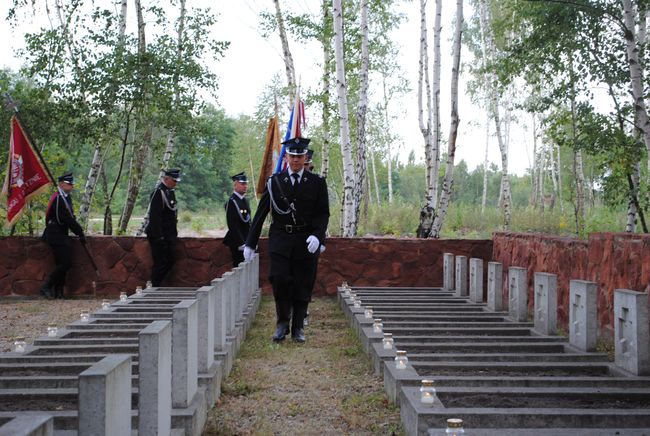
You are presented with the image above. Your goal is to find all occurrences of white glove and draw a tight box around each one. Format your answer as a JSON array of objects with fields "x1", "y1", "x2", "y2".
[
  {"x1": 243, "y1": 246, "x2": 255, "y2": 262},
  {"x1": 319, "y1": 245, "x2": 326, "y2": 253},
  {"x1": 306, "y1": 235, "x2": 319, "y2": 254},
  {"x1": 238, "y1": 244, "x2": 245, "y2": 251}
]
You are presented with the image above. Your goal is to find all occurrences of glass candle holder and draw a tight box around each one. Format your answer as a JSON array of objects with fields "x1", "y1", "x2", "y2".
[
  {"x1": 420, "y1": 379, "x2": 436, "y2": 404},
  {"x1": 364, "y1": 306, "x2": 373, "y2": 319},
  {"x1": 146, "y1": 280, "x2": 153, "y2": 289},
  {"x1": 119, "y1": 292, "x2": 128, "y2": 302},
  {"x1": 353, "y1": 297, "x2": 361, "y2": 308},
  {"x1": 343, "y1": 286, "x2": 350, "y2": 298},
  {"x1": 47, "y1": 324, "x2": 58, "y2": 337},
  {"x1": 13, "y1": 337, "x2": 26, "y2": 353},
  {"x1": 372, "y1": 318, "x2": 383, "y2": 334},
  {"x1": 80, "y1": 312, "x2": 90, "y2": 323},
  {"x1": 135, "y1": 286, "x2": 143, "y2": 295},
  {"x1": 101, "y1": 299, "x2": 111, "y2": 310},
  {"x1": 395, "y1": 350, "x2": 408, "y2": 369},
  {"x1": 445, "y1": 418, "x2": 464, "y2": 434},
  {"x1": 382, "y1": 332, "x2": 394, "y2": 350}
]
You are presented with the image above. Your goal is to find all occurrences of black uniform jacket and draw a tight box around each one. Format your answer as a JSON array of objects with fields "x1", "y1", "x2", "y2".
[
  {"x1": 145, "y1": 184, "x2": 178, "y2": 240},
  {"x1": 42, "y1": 190, "x2": 84, "y2": 245},
  {"x1": 246, "y1": 169, "x2": 329, "y2": 259},
  {"x1": 223, "y1": 193, "x2": 251, "y2": 249}
]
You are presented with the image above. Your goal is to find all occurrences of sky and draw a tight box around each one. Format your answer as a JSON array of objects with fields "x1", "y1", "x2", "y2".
[{"x1": 0, "y1": 1, "x2": 534, "y2": 176}]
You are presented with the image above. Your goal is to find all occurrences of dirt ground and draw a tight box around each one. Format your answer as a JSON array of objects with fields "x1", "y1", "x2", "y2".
[
  {"x1": 0, "y1": 295, "x2": 403, "y2": 435},
  {"x1": 204, "y1": 296, "x2": 404, "y2": 436},
  {"x1": 0, "y1": 299, "x2": 103, "y2": 352}
]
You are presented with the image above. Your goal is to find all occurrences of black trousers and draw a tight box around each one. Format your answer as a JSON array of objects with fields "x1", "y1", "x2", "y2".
[
  {"x1": 229, "y1": 245, "x2": 244, "y2": 267},
  {"x1": 45, "y1": 240, "x2": 73, "y2": 292},
  {"x1": 269, "y1": 250, "x2": 316, "y2": 332},
  {"x1": 148, "y1": 238, "x2": 176, "y2": 287}
]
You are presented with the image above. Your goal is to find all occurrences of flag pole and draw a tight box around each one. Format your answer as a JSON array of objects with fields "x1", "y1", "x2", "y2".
[
  {"x1": 3, "y1": 93, "x2": 99, "y2": 275},
  {"x1": 3, "y1": 93, "x2": 56, "y2": 185}
]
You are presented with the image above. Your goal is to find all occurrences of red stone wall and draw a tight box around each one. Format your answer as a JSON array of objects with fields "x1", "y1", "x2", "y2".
[
  {"x1": 0, "y1": 236, "x2": 492, "y2": 299},
  {"x1": 492, "y1": 232, "x2": 650, "y2": 339}
]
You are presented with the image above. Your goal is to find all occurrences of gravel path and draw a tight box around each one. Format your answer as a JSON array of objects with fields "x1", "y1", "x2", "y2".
[{"x1": 0, "y1": 299, "x2": 103, "y2": 352}]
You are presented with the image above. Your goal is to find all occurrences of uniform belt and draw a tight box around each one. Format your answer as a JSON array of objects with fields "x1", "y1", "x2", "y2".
[{"x1": 283, "y1": 224, "x2": 307, "y2": 234}]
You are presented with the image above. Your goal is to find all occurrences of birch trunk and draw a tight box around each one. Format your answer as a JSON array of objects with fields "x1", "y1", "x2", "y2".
[
  {"x1": 159, "y1": 0, "x2": 186, "y2": 174},
  {"x1": 530, "y1": 113, "x2": 538, "y2": 207},
  {"x1": 431, "y1": 0, "x2": 463, "y2": 238},
  {"x1": 556, "y1": 142, "x2": 563, "y2": 211},
  {"x1": 538, "y1": 140, "x2": 546, "y2": 211},
  {"x1": 353, "y1": 0, "x2": 369, "y2": 229},
  {"x1": 274, "y1": 0, "x2": 297, "y2": 103},
  {"x1": 431, "y1": 0, "x2": 442, "y2": 204},
  {"x1": 479, "y1": 0, "x2": 510, "y2": 229},
  {"x1": 622, "y1": 0, "x2": 650, "y2": 173},
  {"x1": 100, "y1": 165, "x2": 112, "y2": 235},
  {"x1": 382, "y1": 77, "x2": 394, "y2": 205},
  {"x1": 119, "y1": 0, "x2": 150, "y2": 234},
  {"x1": 549, "y1": 140, "x2": 558, "y2": 210},
  {"x1": 320, "y1": 0, "x2": 331, "y2": 178},
  {"x1": 416, "y1": 0, "x2": 436, "y2": 237},
  {"x1": 481, "y1": 115, "x2": 489, "y2": 213},
  {"x1": 332, "y1": 0, "x2": 356, "y2": 236},
  {"x1": 371, "y1": 149, "x2": 380, "y2": 204}
]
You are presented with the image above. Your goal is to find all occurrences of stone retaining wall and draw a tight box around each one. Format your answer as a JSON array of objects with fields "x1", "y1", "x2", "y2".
[
  {"x1": 492, "y1": 231, "x2": 650, "y2": 339},
  {"x1": 0, "y1": 236, "x2": 492, "y2": 300}
]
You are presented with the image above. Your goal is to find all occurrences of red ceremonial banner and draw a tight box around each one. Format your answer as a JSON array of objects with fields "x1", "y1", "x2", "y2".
[{"x1": 2, "y1": 115, "x2": 53, "y2": 226}]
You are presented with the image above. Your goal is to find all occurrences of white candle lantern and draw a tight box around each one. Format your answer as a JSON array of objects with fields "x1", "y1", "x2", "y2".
[
  {"x1": 146, "y1": 280, "x2": 153, "y2": 289},
  {"x1": 353, "y1": 297, "x2": 361, "y2": 308},
  {"x1": 13, "y1": 337, "x2": 26, "y2": 353},
  {"x1": 445, "y1": 418, "x2": 464, "y2": 434},
  {"x1": 47, "y1": 324, "x2": 58, "y2": 337},
  {"x1": 395, "y1": 350, "x2": 408, "y2": 369},
  {"x1": 135, "y1": 286, "x2": 143, "y2": 295},
  {"x1": 382, "y1": 332, "x2": 394, "y2": 350},
  {"x1": 101, "y1": 299, "x2": 111, "y2": 310},
  {"x1": 119, "y1": 292, "x2": 128, "y2": 302},
  {"x1": 420, "y1": 379, "x2": 436, "y2": 404},
  {"x1": 80, "y1": 312, "x2": 90, "y2": 322},
  {"x1": 364, "y1": 306, "x2": 373, "y2": 319},
  {"x1": 372, "y1": 318, "x2": 383, "y2": 334}
]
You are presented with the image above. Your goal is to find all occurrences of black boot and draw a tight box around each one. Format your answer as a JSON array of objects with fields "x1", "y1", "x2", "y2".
[{"x1": 272, "y1": 322, "x2": 290, "y2": 342}]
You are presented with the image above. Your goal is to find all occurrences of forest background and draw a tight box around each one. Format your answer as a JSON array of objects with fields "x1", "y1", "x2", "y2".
[{"x1": 0, "y1": 0, "x2": 646, "y2": 240}]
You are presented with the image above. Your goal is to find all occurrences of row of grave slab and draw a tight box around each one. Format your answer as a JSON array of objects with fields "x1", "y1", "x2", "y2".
[
  {"x1": 0, "y1": 254, "x2": 261, "y2": 436},
  {"x1": 340, "y1": 252, "x2": 650, "y2": 435}
]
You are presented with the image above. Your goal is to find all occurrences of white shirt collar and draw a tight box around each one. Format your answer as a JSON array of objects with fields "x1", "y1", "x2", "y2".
[
  {"x1": 288, "y1": 168, "x2": 304, "y2": 178},
  {"x1": 233, "y1": 191, "x2": 246, "y2": 200}
]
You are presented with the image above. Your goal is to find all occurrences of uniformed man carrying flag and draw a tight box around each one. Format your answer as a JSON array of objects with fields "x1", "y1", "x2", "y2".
[
  {"x1": 39, "y1": 172, "x2": 86, "y2": 299},
  {"x1": 244, "y1": 137, "x2": 329, "y2": 343}
]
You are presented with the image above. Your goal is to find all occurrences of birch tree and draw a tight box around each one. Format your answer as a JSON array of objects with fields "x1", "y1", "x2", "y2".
[
  {"x1": 431, "y1": 0, "x2": 463, "y2": 238},
  {"x1": 273, "y1": 0, "x2": 297, "y2": 103},
  {"x1": 353, "y1": 0, "x2": 369, "y2": 229},
  {"x1": 320, "y1": 0, "x2": 332, "y2": 178},
  {"x1": 332, "y1": 0, "x2": 356, "y2": 237},
  {"x1": 118, "y1": 0, "x2": 151, "y2": 234}
]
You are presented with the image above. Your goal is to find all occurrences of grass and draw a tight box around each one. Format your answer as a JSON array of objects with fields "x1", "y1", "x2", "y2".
[{"x1": 203, "y1": 295, "x2": 404, "y2": 435}]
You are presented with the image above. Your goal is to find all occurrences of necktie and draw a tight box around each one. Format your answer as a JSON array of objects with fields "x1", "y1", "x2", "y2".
[{"x1": 291, "y1": 173, "x2": 300, "y2": 186}]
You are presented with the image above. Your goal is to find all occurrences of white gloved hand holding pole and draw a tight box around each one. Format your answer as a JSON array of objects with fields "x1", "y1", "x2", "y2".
[
  {"x1": 306, "y1": 235, "x2": 320, "y2": 254},
  {"x1": 243, "y1": 246, "x2": 255, "y2": 262}
]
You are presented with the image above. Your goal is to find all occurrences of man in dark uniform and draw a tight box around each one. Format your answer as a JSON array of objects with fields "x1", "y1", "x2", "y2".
[
  {"x1": 244, "y1": 137, "x2": 329, "y2": 343},
  {"x1": 305, "y1": 149, "x2": 315, "y2": 172},
  {"x1": 145, "y1": 169, "x2": 180, "y2": 287},
  {"x1": 223, "y1": 172, "x2": 251, "y2": 267},
  {"x1": 40, "y1": 173, "x2": 86, "y2": 299}
]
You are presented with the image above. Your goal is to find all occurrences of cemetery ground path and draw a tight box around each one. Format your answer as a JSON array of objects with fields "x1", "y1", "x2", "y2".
[{"x1": 204, "y1": 295, "x2": 403, "y2": 435}]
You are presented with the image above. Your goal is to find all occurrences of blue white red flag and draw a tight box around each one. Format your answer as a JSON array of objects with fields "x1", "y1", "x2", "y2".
[{"x1": 274, "y1": 89, "x2": 306, "y2": 174}]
